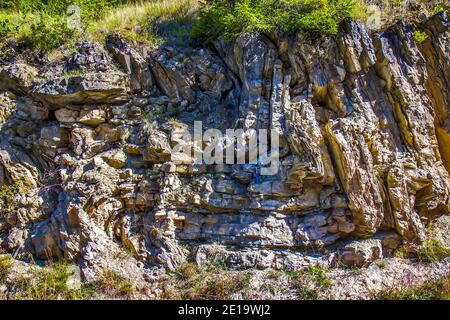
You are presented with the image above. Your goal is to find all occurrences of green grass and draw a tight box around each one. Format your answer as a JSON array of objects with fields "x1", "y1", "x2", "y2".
[
  {"x1": 0, "y1": 177, "x2": 25, "y2": 221},
  {"x1": 90, "y1": 269, "x2": 135, "y2": 298},
  {"x1": 284, "y1": 265, "x2": 333, "y2": 299},
  {"x1": 61, "y1": 68, "x2": 95, "y2": 78},
  {"x1": 0, "y1": 255, "x2": 13, "y2": 282},
  {"x1": 161, "y1": 262, "x2": 252, "y2": 299},
  {"x1": 377, "y1": 277, "x2": 450, "y2": 300},
  {"x1": 7, "y1": 262, "x2": 135, "y2": 300},
  {"x1": 12, "y1": 263, "x2": 87, "y2": 300},
  {"x1": 0, "y1": 0, "x2": 194, "y2": 50},
  {"x1": 0, "y1": 1, "x2": 134, "y2": 49},
  {"x1": 392, "y1": 239, "x2": 450, "y2": 263},
  {"x1": 418, "y1": 239, "x2": 450, "y2": 263},
  {"x1": 86, "y1": 0, "x2": 198, "y2": 45}
]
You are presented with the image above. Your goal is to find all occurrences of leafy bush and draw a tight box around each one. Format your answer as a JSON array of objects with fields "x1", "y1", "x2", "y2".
[
  {"x1": 0, "y1": 17, "x2": 17, "y2": 39},
  {"x1": 192, "y1": 0, "x2": 366, "y2": 44},
  {"x1": 28, "y1": 13, "x2": 70, "y2": 51}
]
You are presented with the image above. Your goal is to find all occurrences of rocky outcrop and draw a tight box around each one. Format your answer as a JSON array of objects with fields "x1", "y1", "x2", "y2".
[{"x1": 0, "y1": 13, "x2": 449, "y2": 280}]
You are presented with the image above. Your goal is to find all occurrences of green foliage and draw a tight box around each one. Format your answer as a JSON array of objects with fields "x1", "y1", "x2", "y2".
[
  {"x1": 0, "y1": 177, "x2": 24, "y2": 220},
  {"x1": 414, "y1": 30, "x2": 428, "y2": 44},
  {"x1": 418, "y1": 239, "x2": 450, "y2": 263},
  {"x1": 0, "y1": 255, "x2": 13, "y2": 283},
  {"x1": 28, "y1": 13, "x2": 69, "y2": 51},
  {"x1": 0, "y1": 17, "x2": 17, "y2": 39},
  {"x1": 0, "y1": 0, "x2": 135, "y2": 50},
  {"x1": 193, "y1": 0, "x2": 366, "y2": 44},
  {"x1": 377, "y1": 277, "x2": 449, "y2": 300},
  {"x1": 0, "y1": 0, "x2": 127, "y2": 17},
  {"x1": 301, "y1": 265, "x2": 333, "y2": 289}
]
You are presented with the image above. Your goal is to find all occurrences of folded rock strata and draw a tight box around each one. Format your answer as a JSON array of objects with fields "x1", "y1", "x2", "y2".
[{"x1": 0, "y1": 14, "x2": 449, "y2": 279}]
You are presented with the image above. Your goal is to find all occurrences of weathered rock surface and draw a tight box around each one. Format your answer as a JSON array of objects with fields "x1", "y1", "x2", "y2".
[{"x1": 0, "y1": 14, "x2": 449, "y2": 281}]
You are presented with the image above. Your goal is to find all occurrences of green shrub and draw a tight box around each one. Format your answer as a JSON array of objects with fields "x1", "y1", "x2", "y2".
[
  {"x1": 193, "y1": 0, "x2": 366, "y2": 44},
  {"x1": 143, "y1": 106, "x2": 165, "y2": 123},
  {"x1": 28, "y1": 13, "x2": 69, "y2": 51},
  {"x1": 0, "y1": 18, "x2": 17, "y2": 39}
]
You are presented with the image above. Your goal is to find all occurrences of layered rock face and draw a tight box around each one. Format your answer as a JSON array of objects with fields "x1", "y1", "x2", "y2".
[{"x1": 0, "y1": 14, "x2": 449, "y2": 280}]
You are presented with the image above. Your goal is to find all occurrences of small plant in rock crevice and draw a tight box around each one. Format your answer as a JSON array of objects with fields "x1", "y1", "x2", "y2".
[{"x1": 414, "y1": 29, "x2": 428, "y2": 44}]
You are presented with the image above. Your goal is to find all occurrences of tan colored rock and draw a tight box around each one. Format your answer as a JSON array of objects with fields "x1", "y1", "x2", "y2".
[
  {"x1": 55, "y1": 108, "x2": 79, "y2": 123},
  {"x1": 78, "y1": 109, "x2": 107, "y2": 126},
  {"x1": 102, "y1": 149, "x2": 127, "y2": 169}
]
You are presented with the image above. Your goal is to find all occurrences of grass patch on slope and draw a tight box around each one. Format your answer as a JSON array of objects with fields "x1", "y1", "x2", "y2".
[
  {"x1": 418, "y1": 239, "x2": 450, "y2": 263},
  {"x1": 0, "y1": 0, "x2": 198, "y2": 50},
  {"x1": 4, "y1": 261, "x2": 136, "y2": 300},
  {"x1": 377, "y1": 277, "x2": 450, "y2": 300},
  {"x1": 0, "y1": 255, "x2": 13, "y2": 283},
  {"x1": 87, "y1": 0, "x2": 198, "y2": 45},
  {"x1": 12, "y1": 263, "x2": 86, "y2": 300},
  {"x1": 160, "y1": 262, "x2": 252, "y2": 300}
]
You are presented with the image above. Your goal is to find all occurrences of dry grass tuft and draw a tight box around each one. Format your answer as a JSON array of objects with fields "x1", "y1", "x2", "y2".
[{"x1": 159, "y1": 262, "x2": 252, "y2": 300}]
